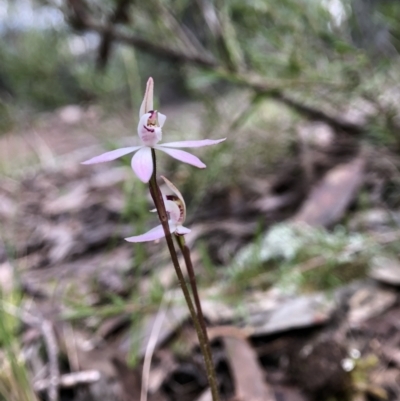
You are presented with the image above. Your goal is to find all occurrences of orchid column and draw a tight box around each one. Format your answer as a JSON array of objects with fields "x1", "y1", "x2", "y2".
[{"x1": 82, "y1": 78, "x2": 225, "y2": 401}]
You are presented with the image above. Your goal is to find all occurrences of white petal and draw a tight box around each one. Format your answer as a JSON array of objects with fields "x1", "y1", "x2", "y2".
[
  {"x1": 125, "y1": 224, "x2": 165, "y2": 243},
  {"x1": 81, "y1": 146, "x2": 141, "y2": 164},
  {"x1": 161, "y1": 176, "x2": 186, "y2": 222},
  {"x1": 165, "y1": 200, "x2": 181, "y2": 224},
  {"x1": 176, "y1": 225, "x2": 191, "y2": 235},
  {"x1": 168, "y1": 222, "x2": 178, "y2": 234},
  {"x1": 155, "y1": 146, "x2": 206, "y2": 168},
  {"x1": 131, "y1": 147, "x2": 153, "y2": 182}
]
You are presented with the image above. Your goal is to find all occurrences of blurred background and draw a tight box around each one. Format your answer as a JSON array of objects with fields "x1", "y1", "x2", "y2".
[{"x1": 1, "y1": 1, "x2": 400, "y2": 400}]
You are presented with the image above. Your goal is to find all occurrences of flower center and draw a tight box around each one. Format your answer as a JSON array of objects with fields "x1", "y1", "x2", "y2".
[
  {"x1": 138, "y1": 110, "x2": 162, "y2": 146},
  {"x1": 147, "y1": 110, "x2": 158, "y2": 126}
]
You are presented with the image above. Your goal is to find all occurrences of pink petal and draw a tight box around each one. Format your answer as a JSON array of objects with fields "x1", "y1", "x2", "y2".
[
  {"x1": 155, "y1": 146, "x2": 206, "y2": 168},
  {"x1": 125, "y1": 224, "x2": 165, "y2": 243},
  {"x1": 81, "y1": 146, "x2": 141, "y2": 165},
  {"x1": 159, "y1": 138, "x2": 226, "y2": 148},
  {"x1": 176, "y1": 225, "x2": 191, "y2": 235},
  {"x1": 131, "y1": 147, "x2": 154, "y2": 182}
]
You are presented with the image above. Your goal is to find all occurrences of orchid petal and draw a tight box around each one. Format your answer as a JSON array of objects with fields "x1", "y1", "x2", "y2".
[
  {"x1": 139, "y1": 77, "x2": 154, "y2": 117},
  {"x1": 165, "y1": 200, "x2": 181, "y2": 224},
  {"x1": 158, "y1": 113, "x2": 167, "y2": 128},
  {"x1": 155, "y1": 146, "x2": 206, "y2": 168},
  {"x1": 137, "y1": 112, "x2": 151, "y2": 137},
  {"x1": 81, "y1": 146, "x2": 141, "y2": 165},
  {"x1": 131, "y1": 147, "x2": 153, "y2": 183},
  {"x1": 161, "y1": 176, "x2": 186, "y2": 222},
  {"x1": 125, "y1": 224, "x2": 164, "y2": 243},
  {"x1": 168, "y1": 222, "x2": 178, "y2": 233},
  {"x1": 176, "y1": 226, "x2": 191, "y2": 235},
  {"x1": 159, "y1": 138, "x2": 226, "y2": 148}
]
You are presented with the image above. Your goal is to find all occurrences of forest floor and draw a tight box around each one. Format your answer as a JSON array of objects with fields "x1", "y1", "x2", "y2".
[{"x1": 1, "y1": 96, "x2": 400, "y2": 401}]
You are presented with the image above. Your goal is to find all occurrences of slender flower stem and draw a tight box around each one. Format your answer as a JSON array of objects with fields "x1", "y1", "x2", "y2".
[
  {"x1": 175, "y1": 235, "x2": 220, "y2": 400},
  {"x1": 148, "y1": 149, "x2": 220, "y2": 401}
]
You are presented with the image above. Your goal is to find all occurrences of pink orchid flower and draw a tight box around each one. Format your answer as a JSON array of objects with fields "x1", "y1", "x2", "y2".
[
  {"x1": 125, "y1": 176, "x2": 190, "y2": 242},
  {"x1": 82, "y1": 77, "x2": 226, "y2": 183}
]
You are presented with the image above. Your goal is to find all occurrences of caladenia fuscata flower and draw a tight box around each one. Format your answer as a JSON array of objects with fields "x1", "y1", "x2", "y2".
[
  {"x1": 125, "y1": 176, "x2": 190, "y2": 242},
  {"x1": 82, "y1": 77, "x2": 226, "y2": 183}
]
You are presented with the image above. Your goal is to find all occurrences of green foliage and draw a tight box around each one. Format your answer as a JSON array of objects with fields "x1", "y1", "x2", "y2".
[
  {"x1": 229, "y1": 223, "x2": 378, "y2": 293},
  {"x1": 0, "y1": 30, "x2": 79, "y2": 110},
  {"x1": 2, "y1": 0, "x2": 400, "y2": 151},
  {"x1": 0, "y1": 100, "x2": 14, "y2": 134},
  {"x1": 122, "y1": 175, "x2": 149, "y2": 268},
  {"x1": 0, "y1": 277, "x2": 37, "y2": 401},
  {"x1": 0, "y1": 28, "x2": 142, "y2": 112}
]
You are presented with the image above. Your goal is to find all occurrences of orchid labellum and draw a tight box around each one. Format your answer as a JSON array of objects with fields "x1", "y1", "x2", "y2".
[
  {"x1": 125, "y1": 176, "x2": 190, "y2": 242},
  {"x1": 82, "y1": 78, "x2": 226, "y2": 183}
]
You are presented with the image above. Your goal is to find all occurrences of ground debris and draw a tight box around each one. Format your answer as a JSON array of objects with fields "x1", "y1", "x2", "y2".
[
  {"x1": 223, "y1": 334, "x2": 275, "y2": 401},
  {"x1": 293, "y1": 155, "x2": 365, "y2": 227},
  {"x1": 2, "y1": 138, "x2": 400, "y2": 401}
]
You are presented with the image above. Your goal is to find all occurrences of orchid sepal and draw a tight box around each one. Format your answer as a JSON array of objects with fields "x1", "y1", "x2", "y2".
[
  {"x1": 139, "y1": 77, "x2": 154, "y2": 117},
  {"x1": 81, "y1": 146, "x2": 142, "y2": 165},
  {"x1": 124, "y1": 223, "x2": 191, "y2": 243},
  {"x1": 155, "y1": 146, "x2": 206, "y2": 168}
]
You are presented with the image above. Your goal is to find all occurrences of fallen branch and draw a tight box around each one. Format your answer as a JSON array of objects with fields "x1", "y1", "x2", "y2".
[
  {"x1": 40, "y1": 320, "x2": 60, "y2": 401},
  {"x1": 33, "y1": 370, "x2": 100, "y2": 392}
]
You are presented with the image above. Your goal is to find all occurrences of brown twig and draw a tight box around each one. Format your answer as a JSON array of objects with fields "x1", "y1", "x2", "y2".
[
  {"x1": 81, "y1": 17, "x2": 218, "y2": 68},
  {"x1": 96, "y1": 0, "x2": 132, "y2": 69}
]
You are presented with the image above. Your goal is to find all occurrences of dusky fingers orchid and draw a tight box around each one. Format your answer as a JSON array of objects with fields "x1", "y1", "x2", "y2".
[
  {"x1": 82, "y1": 77, "x2": 226, "y2": 183},
  {"x1": 125, "y1": 176, "x2": 190, "y2": 243}
]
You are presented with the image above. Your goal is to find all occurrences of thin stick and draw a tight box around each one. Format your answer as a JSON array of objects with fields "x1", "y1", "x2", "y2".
[
  {"x1": 34, "y1": 370, "x2": 100, "y2": 392},
  {"x1": 140, "y1": 296, "x2": 167, "y2": 401},
  {"x1": 41, "y1": 320, "x2": 60, "y2": 401},
  {"x1": 148, "y1": 149, "x2": 220, "y2": 401}
]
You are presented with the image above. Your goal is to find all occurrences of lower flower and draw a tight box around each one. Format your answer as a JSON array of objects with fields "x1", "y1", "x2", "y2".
[{"x1": 125, "y1": 176, "x2": 190, "y2": 243}]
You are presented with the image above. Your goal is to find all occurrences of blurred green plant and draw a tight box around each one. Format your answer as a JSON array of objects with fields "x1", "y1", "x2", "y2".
[
  {"x1": 228, "y1": 223, "x2": 380, "y2": 293},
  {"x1": 122, "y1": 175, "x2": 149, "y2": 268},
  {"x1": 0, "y1": 30, "x2": 79, "y2": 110},
  {"x1": 0, "y1": 273, "x2": 38, "y2": 401},
  {"x1": 0, "y1": 28, "x2": 140, "y2": 113}
]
